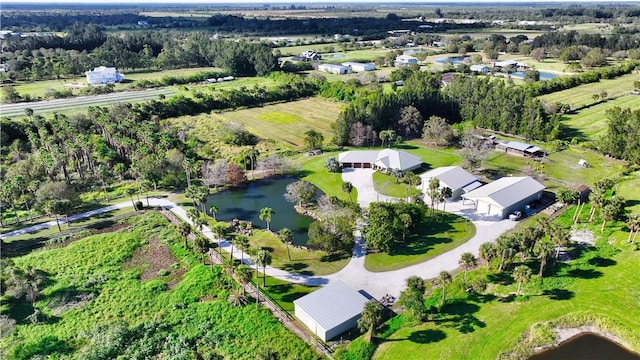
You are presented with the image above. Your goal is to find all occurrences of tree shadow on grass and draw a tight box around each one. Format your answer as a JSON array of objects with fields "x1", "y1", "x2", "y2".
[
  {"x1": 388, "y1": 217, "x2": 456, "y2": 257},
  {"x1": 467, "y1": 292, "x2": 497, "y2": 304},
  {"x1": 435, "y1": 300, "x2": 485, "y2": 334},
  {"x1": 407, "y1": 329, "x2": 447, "y2": 344},
  {"x1": 587, "y1": 257, "x2": 616, "y2": 267},
  {"x1": 280, "y1": 291, "x2": 309, "y2": 303},
  {"x1": 542, "y1": 288, "x2": 575, "y2": 301},
  {"x1": 280, "y1": 262, "x2": 314, "y2": 276},
  {"x1": 568, "y1": 268, "x2": 603, "y2": 279},
  {"x1": 320, "y1": 253, "x2": 349, "y2": 262},
  {"x1": 265, "y1": 283, "x2": 293, "y2": 295},
  {"x1": 487, "y1": 272, "x2": 515, "y2": 286}
]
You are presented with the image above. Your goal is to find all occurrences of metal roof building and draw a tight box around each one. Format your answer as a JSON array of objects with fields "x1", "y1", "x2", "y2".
[
  {"x1": 338, "y1": 149, "x2": 422, "y2": 172},
  {"x1": 420, "y1": 166, "x2": 481, "y2": 200},
  {"x1": 461, "y1": 176, "x2": 545, "y2": 218},
  {"x1": 294, "y1": 280, "x2": 369, "y2": 341}
]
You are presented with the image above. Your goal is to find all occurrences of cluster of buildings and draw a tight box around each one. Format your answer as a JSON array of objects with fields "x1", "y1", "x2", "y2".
[{"x1": 85, "y1": 66, "x2": 125, "y2": 85}]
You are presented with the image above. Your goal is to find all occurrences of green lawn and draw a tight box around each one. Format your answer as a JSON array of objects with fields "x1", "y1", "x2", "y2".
[
  {"x1": 560, "y1": 95, "x2": 640, "y2": 141},
  {"x1": 616, "y1": 171, "x2": 640, "y2": 213},
  {"x1": 372, "y1": 172, "x2": 422, "y2": 198},
  {"x1": 1, "y1": 213, "x2": 317, "y2": 359},
  {"x1": 246, "y1": 230, "x2": 350, "y2": 276},
  {"x1": 365, "y1": 213, "x2": 476, "y2": 272},
  {"x1": 258, "y1": 275, "x2": 318, "y2": 313},
  {"x1": 297, "y1": 151, "x2": 356, "y2": 202},
  {"x1": 539, "y1": 73, "x2": 639, "y2": 109},
  {"x1": 373, "y1": 213, "x2": 640, "y2": 359}
]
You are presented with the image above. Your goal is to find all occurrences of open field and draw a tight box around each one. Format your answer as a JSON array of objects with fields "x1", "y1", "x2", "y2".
[
  {"x1": 539, "y1": 73, "x2": 640, "y2": 109},
  {"x1": 212, "y1": 98, "x2": 341, "y2": 148},
  {"x1": 561, "y1": 23, "x2": 614, "y2": 35},
  {"x1": 560, "y1": 95, "x2": 640, "y2": 141},
  {"x1": 365, "y1": 212, "x2": 476, "y2": 272},
  {"x1": 374, "y1": 211, "x2": 640, "y2": 359},
  {"x1": 297, "y1": 151, "x2": 355, "y2": 203},
  {"x1": 616, "y1": 171, "x2": 640, "y2": 213}
]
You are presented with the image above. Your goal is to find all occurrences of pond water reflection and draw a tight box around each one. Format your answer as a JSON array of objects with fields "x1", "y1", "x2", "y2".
[
  {"x1": 530, "y1": 333, "x2": 640, "y2": 360},
  {"x1": 206, "y1": 177, "x2": 314, "y2": 245}
]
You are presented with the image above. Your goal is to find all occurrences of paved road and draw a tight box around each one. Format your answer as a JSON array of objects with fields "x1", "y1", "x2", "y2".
[
  {"x1": 2, "y1": 171, "x2": 516, "y2": 300},
  {"x1": 0, "y1": 88, "x2": 174, "y2": 118}
]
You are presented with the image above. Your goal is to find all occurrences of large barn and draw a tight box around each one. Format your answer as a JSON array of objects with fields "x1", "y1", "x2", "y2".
[
  {"x1": 338, "y1": 149, "x2": 422, "y2": 172},
  {"x1": 294, "y1": 280, "x2": 370, "y2": 341},
  {"x1": 461, "y1": 176, "x2": 545, "y2": 218}
]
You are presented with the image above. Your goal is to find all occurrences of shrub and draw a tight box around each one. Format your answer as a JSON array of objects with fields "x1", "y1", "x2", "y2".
[
  {"x1": 158, "y1": 269, "x2": 170, "y2": 276},
  {"x1": 325, "y1": 157, "x2": 341, "y2": 172}
]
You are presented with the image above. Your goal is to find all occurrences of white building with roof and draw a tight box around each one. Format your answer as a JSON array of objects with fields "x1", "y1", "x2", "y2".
[
  {"x1": 342, "y1": 62, "x2": 375, "y2": 72},
  {"x1": 294, "y1": 280, "x2": 370, "y2": 341},
  {"x1": 338, "y1": 149, "x2": 422, "y2": 172},
  {"x1": 470, "y1": 64, "x2": 491, "y2": 73},
  {"x1": 85, "y1": 66, "x2": 124, "y2": 85},
  {"x1": 394, "y1": 55, "x2": 418, "y2": 68},
  {"x1": 318, "y1": 63, "x2": 349, "y2": 75},
  {"x1": 462, "y1": 176, "x2": 545, "y2": 218},
  {"x1": 495, "y1": 141, "x2": 544, "y2": 158},
  {"x1": 420, "y1": 166, "x2": 481, "y2": 200}
]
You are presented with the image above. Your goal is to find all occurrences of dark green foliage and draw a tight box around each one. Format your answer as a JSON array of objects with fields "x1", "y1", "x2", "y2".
[
  {"x1": 366, "y1": 202, "x2": 426, "y2": 252},
  {"x1": 598, "y1": 107, "x2": 640, "y2": 164}
]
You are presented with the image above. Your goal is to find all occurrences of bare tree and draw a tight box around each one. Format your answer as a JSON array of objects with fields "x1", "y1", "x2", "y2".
[
  {"x1": 202, "y1": 159, "x2": 228, "y2": 190},
  {"x1": 349, "y1": 122, "x2": 368, "y2": 147},
  {"x1": 398, "y1": 105, "x2": 423, "y2": 137},
  {"x1": 457, "y1": 131, "x2": 492, "y2": 170},
  {"x1": 422, "y1": 116, "x2": 454, "y2": 146}
]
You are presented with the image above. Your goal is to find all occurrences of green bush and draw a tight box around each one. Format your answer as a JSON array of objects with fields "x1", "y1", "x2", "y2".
[{"x1": 158, "y1": 269, "x2": 170, "y2": 276}]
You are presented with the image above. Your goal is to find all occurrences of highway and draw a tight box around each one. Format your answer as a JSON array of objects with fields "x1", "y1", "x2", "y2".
[{"x1": 0, "y1": 88, "x2": 175, "y2": 118}]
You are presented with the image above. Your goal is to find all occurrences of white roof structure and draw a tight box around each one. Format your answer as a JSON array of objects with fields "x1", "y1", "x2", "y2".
[
  {"x1": 395, "y1": 54, "x2": 418, "y2": 63},
  {"x1": 338, "y1": 150, "x2": 379, "y2": 164},
  {"x1": 420, "y1": 166, "x2": 479, "y2": 191},
  {"x1": 503, "y1": 141, "x2": 543, "y2": 154},
  {"x1": 462, "y1": 176, "x2": 545, "y2": 209},
  {"x1": 294, "y1": 280, "x2": 369, "y2": 340},
  {"x1": 374, "y1": 149, "x2": 422, "y2": 172}
]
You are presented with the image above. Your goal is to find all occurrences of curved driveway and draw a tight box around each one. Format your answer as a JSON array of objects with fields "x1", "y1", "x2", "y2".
[{"x1": 2, "y1": 171, "x2": 516, "y2": 300}]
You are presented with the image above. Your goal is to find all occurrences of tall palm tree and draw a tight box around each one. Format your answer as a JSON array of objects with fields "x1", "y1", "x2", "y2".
[
  {"x1": 479, "y1": 242, "x2": 497, "y2": 268},
  {"x1": 212, "y1": 222, "x2": 227, "y2": 255},
  {"x1": 126, "y1": 187, "x2": 138, "y2": 210},
  {"x1": 513, "y1": 265, "x2": 532, "y2": 296},
  {"x1": 342, "y1": 182, "x2": 354, "y2": 203},
  {"x1": 235, "y1": 235, "x2": 250, "y2": 263},
  {"x1": 547, "y1": 223, "x2": 570, "y2": 259},
  {"x1": 247, "y1": 147, "x2": 259, "y2": 180},
  {"x1": 433, "y1": 271, "x2": 452, "y2": 306},
  {"x1": 209, "y1": 205, "x2": 218, "y2": 221},
  {"x1": 357, "y1": 300, "x2": 384, "y2": 334},
  {"x1": 428, "y1": 178, "x2": 440, "y2": 217},
  {"x1": 178, "y1": 222, "x2": 192, "y2": 249},
  {"x1": 626, "y1": 213, "x2": 640, "y2": 243},
  {"x1": 196, "y1": 186, "x2": 209, "y2": 213},
  {"x1": 459, "y1": 252, "x2": 476, "y2": 285},
  {"x1": 439, "y1": 187, "x2": 453, "y2": 212},
  {"x1": 234, "y1": 265, "x2": 254, "y2": 295},
  {"x1": 259, "y1": 207, "x2": 274, "y2": 231},
  {"x1": 278, "y1": 228, "x2": 294, "y2": 261},
  {"x1": 399, "y1": 213, "x2": 412, "y2": 242},
  {"x1": 534, "y1": 238, "x2": 555, "y2": 277},
  {"x1": 12, "y1": 175, "x2": 33, "y2": 222},
  {"x1": 255, "y1": 249, "x2": 272, "y2": 287},
  {"x1": 194, "y1": 236, "x2": 208, "y2": 264}
]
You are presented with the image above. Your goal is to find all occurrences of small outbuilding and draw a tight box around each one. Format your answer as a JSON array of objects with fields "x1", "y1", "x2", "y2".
[
  {"x1": 420, "y1": 166, "x2": 481, "y2": 200},
  {"x1": 394, "y1": 55, "x2": 418, "y2": 68},
  {"x1": 462, "y1": 176, "x2": 545, "y2": 218},
  {"x1": 495, "y1": 141, "x2": 545, "y2": 158},
  {"x1": 470, "y1": 64, "x2": 491, "y2": 73},
  {"x1": 294, "y1": 280, "x2": 370, "y2": 341}
]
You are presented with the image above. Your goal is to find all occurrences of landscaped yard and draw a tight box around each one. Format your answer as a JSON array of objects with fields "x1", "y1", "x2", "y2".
[
  {"x1": 296, "y1": 151, "x2": 356, "y2": 203},
  {"x1": 365, "y1": 212, "x2": 476, "y2": 272}
]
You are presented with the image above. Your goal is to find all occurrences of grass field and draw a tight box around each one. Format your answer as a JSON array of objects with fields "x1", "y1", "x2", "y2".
[
  {"x1": 296, "y1": 151, "x2": 355, "y2": 203},
  {"x1": 373, "y1": 211, "x2": 640, "y2": 359},
  {"x1": 247, "y1": 230, "x2": 350, "y2": 276},
  {"x1": 213, "y1": 97, "x2": 341, "y2": 148},
  {"x1": 1, "y1": 213, "x2": 318, "y2": 359},
  {"x1": 616, "y1": 171, "x2": 640, "y2": 213},
  {"x1": 560, "y1": 95, "x2": 640, "y2": 141},
  {"x1": 539, "y1": 73, "x2": 639, "y2": 109},
  {"x1": 364, "y1": 212, "x2": 476, "y2": 272}
]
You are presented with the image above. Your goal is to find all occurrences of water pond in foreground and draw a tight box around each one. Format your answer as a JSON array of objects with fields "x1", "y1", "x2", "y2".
[
  {"x1": 205, "y1": 177, "x2": 314, "y2": 245},
  {"x1": 530, "y1": 333, "x2": 640, "y2": 360}
]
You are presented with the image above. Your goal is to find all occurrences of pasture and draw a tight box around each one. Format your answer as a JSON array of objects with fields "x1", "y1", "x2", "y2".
[
  {"x1": 539, "y1": 73, "x2": 639, "y2": 109},
  {"x1": 560, "y1": 95, "x2": 640, "y2": 141}
]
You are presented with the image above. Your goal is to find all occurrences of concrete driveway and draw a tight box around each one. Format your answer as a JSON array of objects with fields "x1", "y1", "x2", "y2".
[{"x1": 341, "y1": 168, "x2": 396, "y2": 207}]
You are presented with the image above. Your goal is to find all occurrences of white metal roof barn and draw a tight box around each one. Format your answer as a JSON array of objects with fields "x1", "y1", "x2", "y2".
[{"x1": 294, "y1": 280, "x2": 369, "y2": 341}]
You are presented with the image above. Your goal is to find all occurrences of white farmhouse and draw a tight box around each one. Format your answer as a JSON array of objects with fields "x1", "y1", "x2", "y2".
[{"x1": 85, "y1": 66, "x2": 125, "y2": 85}]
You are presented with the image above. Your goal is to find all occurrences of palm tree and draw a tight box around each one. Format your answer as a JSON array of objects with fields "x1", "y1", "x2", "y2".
[
  {"x1": 534, "y1": 238, "x2": 555, "y2": 277},
  {"x1": 43, "y1": 200, "x2": 63, "y2": 232},
  {"x1": 428, "y1": 178, "x2": 440, "y2": 217},
  {"x1": 185, "y1": 185, "x2": 199, "y2": 208},
  {"x1": 234, "y1": 265, "x2": 254, "y2": 295},
  {"x1": 278, "y1": 228, "x2": 294, "y2": 261},
  {"x1": 479, "y1": 242, "x2": 497, "y2": 268},
  {"x1": 459, "y1": 252, "x2": 476, "y2": 285},
  {"x1": 626, "y1": 213, "x2": 640, "y2": 243},
  {"x1": 513, "y1": 265, "x2": 532, "y2": 296},
  {"x1": 126, "y1": 187, "x2": 138, "y2": 210},
  {"x1": 399, "y1": 213, "x2": 412, "y2": 242},
  {"x1": 212, "y1": 222, "x2": 227, "y2": 255},
  {"x1": 228, "y1": 288, "x2": 248, "y2": 306},
  {"x1": 259, "y1": 207, "x2": 274, "y2": 231},
  {"x1": 178, "y1": 221, "x2": 192, "y2": 249},
  {"x1": 209, "y1": 205, "x2": 218, "y2": 221},
  {"x1": 439, "y1": 187, "x2": 453, "y2": 212},
  {"x1": 196, "y1": 186, "x2": 209, "y2": 213},
  {"x1": 433, "y1": 271, "x2": 452, "y2": 306},
  {"x1": 255, "y1": 249, "x2": 272, "y2": 287},
  {"x1": 235, "y1": 235, "x2": 250, "y2": 263},
  {"x1": 342, "y1": 182, "x2": 354, "y2": 203},
  {"x1": 247, "y1": 147, "x2": 260, "y2": 180},
  {"x1": 12, "y1": 175, "x2": 33, "y2": 222},
  {"x1": 588, "y1": 190, "x2": 605, "y2": 222},
  {"x1": 547, "y1": 223, "x2": 570, "y2": 259},
  {"x1": 194, "y1": 236, "x2": 208, "y2": 264},
  {"x1": 496, "y1": 234, "x2": 517, "y2": 272},
  {"x1": 357, "y1": 300, "x2": 384, "y2": 334}
]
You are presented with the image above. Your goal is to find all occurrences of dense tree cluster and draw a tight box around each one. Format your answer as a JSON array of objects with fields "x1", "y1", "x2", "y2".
[
  {"x1": 599, "y1": 107, "x2": 640, "y2": 165},
  {"x1": 531, "y1": 30, "x2": 640, "y2": 52},
  {"x1": 365, "y1": 201, "x2": 426, "y2": 252},
  {"x1": 307, "y1": 196, "x2": 356, "y2": 254}
]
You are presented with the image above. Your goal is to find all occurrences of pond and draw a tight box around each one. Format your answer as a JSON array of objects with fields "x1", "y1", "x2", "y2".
[
  {"x1": 510, "y1": 71, "x2": 558, "y2": 80},
  {"x1": 529, "y1": 333, "x2": 640, "y2": 360},
  {"x1": 206, "y1": 177, "x2": 314, "y2": 246},
  {"x1": 435, "y1": 56, "x2": 470, "y2": 65}
]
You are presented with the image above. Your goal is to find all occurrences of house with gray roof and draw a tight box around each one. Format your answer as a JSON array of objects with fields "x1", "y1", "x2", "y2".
[
  {"x1": 294, "y1": 280, "x2": 370, "y2": 341},
  {"x1": 419, "y1": 166, "x2": 481, "y2": 200},
  {"x1": 338, "y1": 149, "x2": 422, "y2": 172},
  {"x1": 461, "y1": 176, "x2": 545, "y2": 218}
]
